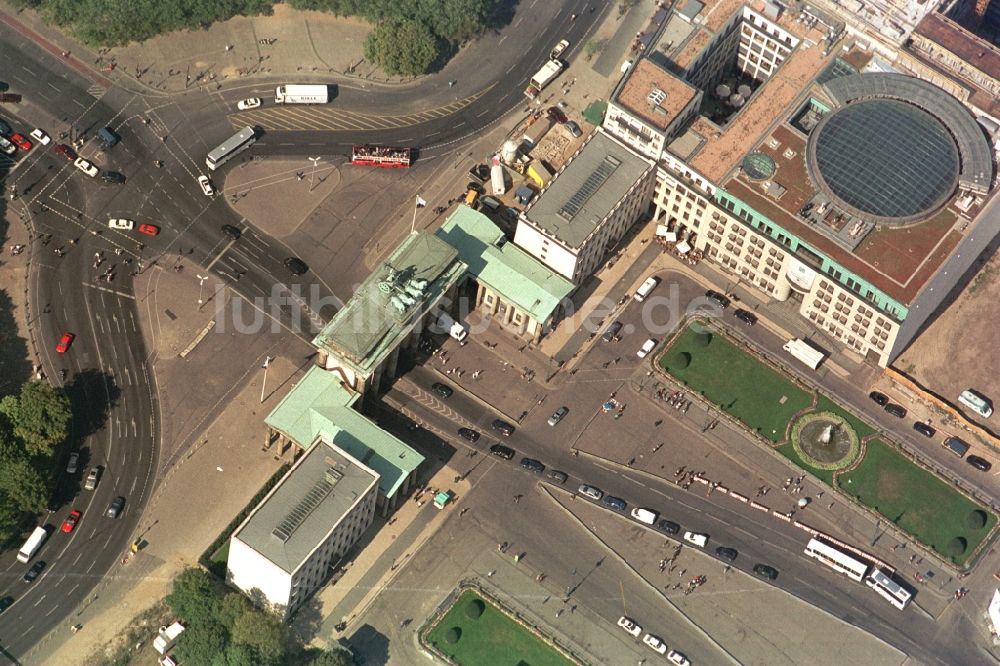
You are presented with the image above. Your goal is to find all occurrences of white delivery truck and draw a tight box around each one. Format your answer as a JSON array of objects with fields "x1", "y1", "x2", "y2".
[
  {"x1": 435, "y1": 312, "x2": 469, "y2": 342},
  {"x1": 490, "y1": 164, "x2": 507, "y2": 196},
  {"x1": 524, "y1": 59, "x2": 565, "y2": 99},
  {"x1": 17, "y1": 526, "x2": 47, "y2": 563},
  {"x1": 782, "y1": 339, "x2": 825, "y2": 370},
  {"x1": 274, "y1": 84, "x2": 330, "y2": 104}
]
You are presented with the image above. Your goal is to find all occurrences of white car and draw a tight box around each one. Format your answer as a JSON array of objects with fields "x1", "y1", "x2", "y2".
[
  {"x1": 668, "y1": 649, "x2": 691, "y2": 666},
  {"x1": 108, "y1": 218, "x2": 135, "y2": 230},
  {"x1": 637, "y1": 338, "x2": 657, "y2": 359},
  {"x1": 0, "y1": 135, "x2": 14, "y2": 155},
  {"x1": 643, "y1": 633, "x2": 667, "y2": 655},
  {"x1": 29, "y1": 128, "x2": 51, "y2": 145},
  {"x1": 237, "y1": 97, "x2": 261, "y2": 110},
  {"x1": 683, "y1": 531, "x2": 708, "y2": 548},
  {"x1": 577, "y1": 484, "x2": 603, "y2": 501},
  {"x1": 550, "y1": 39, "x2": 570, "y2": 60},
  {"x1": 617, "y1": 615, "x2": 642, "y2": 638},
  {"x1": 74, "y1": 157, "x2": 99, "y2": 177},
  {"x1": 198, "y1": 175, "x2": 215, "y2": 196}
]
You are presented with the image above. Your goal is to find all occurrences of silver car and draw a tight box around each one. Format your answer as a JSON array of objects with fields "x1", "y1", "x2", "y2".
[
  {"x1": 66, "y1": 452, "x2": 79, "y2": 474},
  {"x1": 578, "y1": 484, "x2": 603, "y2": 501},
  {"x1": 547, "y1": 406, "x2": 569, "y2": 426},
  {"x1": 85, "y1": 466, "x2": 100, "y2": 491}
]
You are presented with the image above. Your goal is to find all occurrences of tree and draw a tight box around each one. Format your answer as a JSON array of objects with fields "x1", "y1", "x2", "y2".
[
  {"x1": 174, "y1": 619, "x2": 227, "y2": 665},
  {"x1": 230, "y1": 608, "x2": 288, "y2": 662},
  {"x1": 364, "y1": 18, "x2": 440, "y2": 76},
  {"x1": 166, "y1": 568, "x2": 219, "y2": 625},
  {"x1": 0, "y1": 457, "x2": 49, "y2": 513},
  {"x1": 217, "y1": 592, "x2": 254, "y2": 631},
  {"x1": 0, "y1": 381, "x2": 71, "y2": 456},
  {"x1": 311, "y1": 649, "x2": 353, "y2": 666}
]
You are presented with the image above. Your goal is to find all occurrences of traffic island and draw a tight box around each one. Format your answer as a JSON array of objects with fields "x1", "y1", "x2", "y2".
[{"x1": 422, "y1": 587, "x2": 575, "y2": 666}]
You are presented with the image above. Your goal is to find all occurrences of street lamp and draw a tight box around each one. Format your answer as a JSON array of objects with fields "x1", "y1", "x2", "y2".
[
  {"x1": 196, "y1": 274, "x2": 208, "y2": 306},
  {"x1": 308, "y1": 156, "x2": 321, "y2": 191}
]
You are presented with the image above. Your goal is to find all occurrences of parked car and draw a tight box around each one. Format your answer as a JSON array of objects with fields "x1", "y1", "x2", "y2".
[
  {"x1": 564, "y1": 120, "x2": 582, "y2": 137},
  {"x1": 237, "y1": 97, "x2": 262, "y2": 110},
  {"x1": 884, "y1": 403, "x2": 907, "y2": 418},
  {"x1": 642, "y1": 633, "x2": 667, "y2": 655},
  {"x1": 617, "y1": 616, "x2": 642, "y2": 638},
  {"x1": 138, "y1": 223, "x2": 160, "y2": 236},
  {"x1": 284, "y1": 257, "x2": 308, "y2": 275},
  {"x1": 602, "y1": 495, "x2": 627, "y2": 512},
  {"x1": 491, "y1": 419, "x2": 515, "y2": 436},
  {"x1": 967, "y1": 455, "x2": 992, "y2": 472},
  {"x1": 637, "y1": 338, "x2": 657, "y2": 359},
  {"x1": 62, "y1": 510, "x2": 82, "y2": 533},
  {"x1": 550, "y1": 39, "x2": 570, "y2": 59},
  {"x1": 56, "y1": 332, "x2": 75, "y2": 353},
  {"x1": 0, "y1": 135, "x2": 15, "y2": 155},
  {"x1": 753, "y1": 563, "x2": 779, "y2": 580},
  {"x1": 547, "y1": 406, "x2": 569, "y2": 426},
  {"x1": 489, "y1": 444, "x2": 515, "y2": 460},
  {"x1": 29, "y1": 128, "x2": 50, "y2": 145},
  {"x1": 868, "y1": 391, "x2": 889, "y2": 406},
  {"x1": 108, "y1": 218, "x2": 134, "y2": 230},
  {"x1": 602, "y1": 320, "x2": 623, "y2": 342},
  {"x1": 944, "y1": 436, "x2": 970, "y2": 457},
  {"x1": 545, "y1": 469, "x2": 568, "y2": 484},
  {"x1": 198, "y1": 175, "x2": 215, "y2": 196},
  {"x1": 705, "y1": 289, "x2": 730, "y2": 308},
  {"x1": 23, "y1": 561, "x2": 45, "y2": 583},
  {"x1": 546, "y1": 106, "x2": 568, "y2": 123},
  {"x1": 73, "y1": 157, "x2": 99, "y2": 177},
  {"x1": 519, "y1": 458, "x2": 545, "y2": 474},
  {"x1": 577, "y1": 484, "x2": 603, "y2": 501},
  {"x1": 667, "y1": 649, "x2": 691, "y2": 666},
  {"x1": 734, "y1": 309, "x2": 757, "y2": 325},
  {"x1": 470, "y1": 164, "x2": 489, "y2": 181},
  {"x1": 683, "y1": 531, "x2": 708, "y2": 547},
  {"x1": 54, "y1": 143, "x2": 76, "y2": 161},
  {"x1": 221, "y1": 224, "x2": 242, "y2": 240},
  {"x1": 657, "y1": 519, "x2": 680, "y2": 535},
  {"x1": 100, "y1": 171, "x2": 126, "y2": 184},
  {"x1": 66, "y1": 451, "x2": 79, "y2": 474},
  {"x1": 430, "y1": 382, "x2": 453, "y2": 398},
  {"x1": 457, "y1": 427, "x2": 480, "y2": 443},
  {"x1": 715, "y1": 546, "x2": 739, "y2": 562},
  {"x1": 106, "y1": 496, "x2": 125, "y2": 518},
  {"x1": 10, "y1": 133, "x2": 31, "y2": 151},
  {"x1": 912, "y1": 421, "x2": 936, "y2": 437},
  {"x1": 0, "y1": 596, "x2": 13, "y2": 614},
  {"x1": 85, "y1": 466, "x2": 101, "y2": 490}
]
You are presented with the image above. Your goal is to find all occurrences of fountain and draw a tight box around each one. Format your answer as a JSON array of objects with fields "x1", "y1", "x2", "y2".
[
  {"x1": 791, "y1": 412, "x2": 860, "y2": 471},
  {"x1": 818, "y1": 423, "x2": 837, "y2": 445}
]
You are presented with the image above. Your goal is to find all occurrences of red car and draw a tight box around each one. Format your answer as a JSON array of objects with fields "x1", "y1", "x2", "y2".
[
  {"x1": 56, "y1": 332, "x2": 75, "y2": 353},
  {"x1": 546, "y1": 106, "x2": 568, "y2": 124},
  {"x1": 54, "y1": 143, "x2": 76, "y2": 161},
  {"x1": 138, "y1": 223, "x2": 160, "y2": 236},
  {"x1": 10, "y1": 133, "x2": 32, "y2": 151},
  {"x1": 62, "y1": 510, "x2": 81, "y2": 533}
]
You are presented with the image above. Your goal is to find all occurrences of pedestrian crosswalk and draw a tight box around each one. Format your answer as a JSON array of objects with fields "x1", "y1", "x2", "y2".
[{"x1": 86, "y1": 84, "x2": 105, "y2": 98}]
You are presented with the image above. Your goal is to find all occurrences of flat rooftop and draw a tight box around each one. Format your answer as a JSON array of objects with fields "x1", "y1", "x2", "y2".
[
  {"x1": 913, "y1": 12, "x2": 1000, "y2": 81},
  {"x1": 523, "y1": 130, "x2": 654, "y2": 249},
  {"x1": 613, "y1": 59, "x2": 698, "y2": 131},
  {"x1": 233, "y1": 440, "x2": 378, "y2": 574}
]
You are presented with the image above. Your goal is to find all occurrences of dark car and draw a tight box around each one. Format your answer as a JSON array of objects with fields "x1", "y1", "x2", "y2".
[
  {"x1": 520, "y1": 457, "x2": 545, "y2": 474},
  {"x1": 547, "y1": 106, "x2": 568, "y2": 123},
  {"x1": 458, "y1": 427, "x2": 481, "y2": 443},
  {"x1": 0, "y1": 117, "x2": 10, "y2": 135},
  {"x1": 705, "y1": 290, "x2": 730, "y2": 308},
  {"x1": 106, "y1": 496, "x2": 125, "y2": 518},
  {"x1": 0, "y1": 596, "x2": 12, "y2": 613},
  {"x1": 284, "y1": 257, "x2": 308, "y2": 275},
  {"x1": 733, "y1": 309, "x2": 757, "y2": 326},
  {"x1": 431, "y1": 382, "x2": 453, "y2": 398},
  {"x1": 602, "y1": 320, "x2": 624, "y2": 342},
  {"x1": 884, "y1": 403, "x2": 907, "y2": 418},
  {"x1": 967, "y1": 455, "x2": 992, "y2": 472},
  {"x1": 491, "y1": 419, "x2": 515, "y2": 436},
  {"x1": 545, "y1": 469, "x2": 568, "y2": 484},
  {"x1": 221, "y1": 224, "x2": 242, "y2": 240},
  {"x1": 23, "y1": 561, "x2": 45, "y2": 583},
  {"x1": 869, "y1": 391, "x2": 889, "y2": 406},
  {"x1": 489, "y1": 444, "x2": 515, "y2": 460},
  {"x1": 602, "y1": 496, "x2": 627, "y2": 512},
  {"x1": 657, "y1": 519, "x2": 681, "y2": 535},
  {"x1": 467, "y1": 181, "x2": 484, "y2": 194},
  {"x1": 912, "y1": 421, "x2": 936, "y2": 437},
  {"x1": 54, "y1": 143, "x2": 76, "y2": 161},
  {"x1": 100, "y1": 171, "x2": 126, "y2": 184},
  {"x1": 470, "y1": 164, "x2": 489, "y2": 181},
  {"x1": 753, "y1": 564, "x2": 779, "y2": 581},
  {"x1": 715, "y1": 547, "x2": 739, "y2": 562}
]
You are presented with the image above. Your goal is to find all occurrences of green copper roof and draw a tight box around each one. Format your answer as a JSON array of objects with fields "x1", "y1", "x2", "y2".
[
  {"x1": 265, "y1": 366, "x2": 423, "y2": 498},
  {"x1": 437, "y1": 206, "x2": 575, "y2": 323}
]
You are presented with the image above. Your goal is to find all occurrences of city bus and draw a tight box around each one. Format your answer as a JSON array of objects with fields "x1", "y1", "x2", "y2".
[
  {"x1": 865, "y1": 568, "x2": 912, "y2": 610},
  {"x1": 958, "y1": 389, "x2": 993, "y2": 418},
  {"x1": 206, "y1": 126, "x2": 256, "y2": 171},
  {"x1": 803, "y1": 538, "x2": 870, "y2": 582}
]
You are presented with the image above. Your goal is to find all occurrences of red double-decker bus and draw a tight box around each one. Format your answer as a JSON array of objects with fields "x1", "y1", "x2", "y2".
[{"x1": 351, "y1": 144, "x2": 412, "y2": 168}]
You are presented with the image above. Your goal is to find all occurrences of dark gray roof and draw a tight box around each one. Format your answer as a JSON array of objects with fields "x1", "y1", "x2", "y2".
[
  {"x1": 232, "y1": 441, "x2": 377, "y2": 574},
  {"x1": 822, "y1": 73, "x2": 993, "y2": 194},
  {"x1": 523, "y1": 131, "x2": 654, "y2": 249}
]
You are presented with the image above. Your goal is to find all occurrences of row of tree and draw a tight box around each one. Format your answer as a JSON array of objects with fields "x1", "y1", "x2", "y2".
[
  {"x1": 0, "y1": 380, "x2": 71, "y2": 542},
  {"x1": 166, "y1": 568, "x2": 351, "y2": 665},
  {"x1": 11, "y1": 0, "x2": 501, "y2": 75}
]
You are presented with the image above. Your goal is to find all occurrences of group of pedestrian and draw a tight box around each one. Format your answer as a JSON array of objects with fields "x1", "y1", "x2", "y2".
[
  {"x1": 8, "y1": 244, "x2": 25, "y2": 255},
  {"x1": 754, "y1": 485, "x2": 771, "y2": 498},
  {"x1": 675, "y1": 466, "x2": 703, "y2": 490},
  {"x1": 782, "y1": 475, "x2": 807, "y2": 495}
]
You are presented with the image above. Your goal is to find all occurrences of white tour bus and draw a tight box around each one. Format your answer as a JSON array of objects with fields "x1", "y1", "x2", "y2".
[
  {"x1": 206, "y1": 126, "x2": 256, "y2": 171},
  {"x1": 803, "y1": 538, "x2": 870, "y2": 582},
  {"x1": 865, "y1": 568, "x2": 912, "y2": 610}
]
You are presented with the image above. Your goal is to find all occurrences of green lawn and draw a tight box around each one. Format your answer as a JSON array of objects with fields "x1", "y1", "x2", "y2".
[
  {"x1": 776, "y1": 442, "x2": 836, "y2": 486},
  {"x1": 660, "y1": 325, "x2": 813, "y2": 441},
  {"x1": 811, "y1": 395, "x2": 877, "y2": 440},
  {"x1": 426, "y1": 590, "x2": 571, "y2": 666},
  {"x1": 838, "y1": 439, "x2": 996, "y2": 565}
]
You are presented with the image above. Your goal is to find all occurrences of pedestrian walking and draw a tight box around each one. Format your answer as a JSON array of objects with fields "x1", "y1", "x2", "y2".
[{"x1": 514, "y1": 494, "x2": 522, "y2": 504}]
